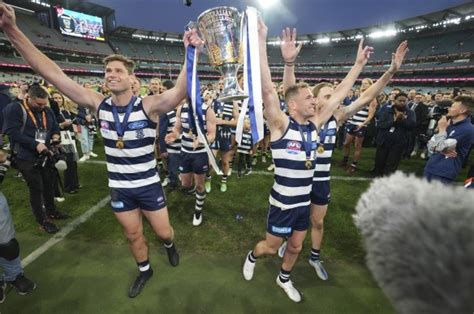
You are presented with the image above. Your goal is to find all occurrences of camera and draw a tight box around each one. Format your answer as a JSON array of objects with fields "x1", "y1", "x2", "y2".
[
  {"x1": 34, "y1": 147, "x2": 67, "y2": 170},
  {"x1": 431, "y1": 101, "x2": 451, "y2": 121},
  {"x1": 425, "y1": 100, "x2": 452, "y2": 138}
]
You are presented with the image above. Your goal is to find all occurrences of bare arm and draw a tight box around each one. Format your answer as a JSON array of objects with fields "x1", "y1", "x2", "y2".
[
  {"x1": 205, "y1": 106, "x2": 217, "y2": 144},
  {"x1": 337, "y1": 41, "x2": 409, "y2": 123},
  {"x1": 258, "y1": 19, "x2": 288, "y2": 137},
  {"x1": 0, "y1": 3, "x2": 103, "y2": 109},
  {"x1": 315, "y1": 39, "x2": 374, "y2": 127},
  {"x1": 280, "y1": 28, "x2": 302, "y2": 93}
]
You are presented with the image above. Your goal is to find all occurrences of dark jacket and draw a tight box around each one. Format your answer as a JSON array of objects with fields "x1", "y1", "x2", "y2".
[
  {"x1": 376, "y1": 105, "x2": 416, "y2": 147},
  {"x1": 3, "y1": 101, "x2": 60, "y2": 161},
  {"x1": 424, "y1": 117, "x2": 474, "y2": 180},
  {"x1": 410, "y1": 102, "x2": 429, "y2": 135}
]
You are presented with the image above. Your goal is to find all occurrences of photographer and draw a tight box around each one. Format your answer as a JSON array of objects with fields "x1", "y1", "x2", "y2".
[
  {"x1": 0, "y1": 150, "x2": 36, "y2": 303},
  {"x1": 3, "y1": 85, "x2": 69, "y2": 234},
  {"x1": 424, "y1": 96, "x2": 474, "y2": 184}
]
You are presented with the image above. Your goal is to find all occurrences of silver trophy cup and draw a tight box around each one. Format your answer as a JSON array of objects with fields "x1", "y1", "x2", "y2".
[{"x1": 197, "y1": 7, "x2": 248, "y2": 102}]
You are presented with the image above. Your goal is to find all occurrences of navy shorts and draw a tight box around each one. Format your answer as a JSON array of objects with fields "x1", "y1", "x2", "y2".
[
  {"x1": 179, "y1": 151, "x2": 209, "y2": 175},
  {"x1": 110, "y1": 182, "x2": 167, "y2": 212},
  {"x1": 345, "y1": 123, "x2": 366, "y2": 137},
  {"x1": 266, "y1": 205, "x2": 310, "y2": 238},
  {"x1": 211, "y1": 132, "x2": 233, "y2": 152},
  {"x1": 310, "y1": 180, "x2": 331, "y2": 205}
]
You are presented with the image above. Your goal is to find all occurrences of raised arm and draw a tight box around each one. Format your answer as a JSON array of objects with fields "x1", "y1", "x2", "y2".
[
  {"x1": 315, "y1": 39, "x2": 374, "y2": 126},
  {"x1": 143, "y1": 29, "x2": 202, "y2": 119},
  {"x1": 258, "y1": 19, "x2": 288, "y2": 137},
  {"x1": 205, "y1": 106, "x2": 217, "y2": 144},
  {"x1": 339, "y1": 41, "x2": 409, "y2": 122},
  {"x1": 0, "y1": 3, "x2": 103, "y2": 109},
  {"x1": 280, "y1": 28, "x2": 302, "y2": 93}
]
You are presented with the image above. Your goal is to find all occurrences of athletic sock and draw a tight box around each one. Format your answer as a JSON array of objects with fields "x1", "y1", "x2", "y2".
[
  {"x1": 310, "y1": 248, "x2": 320, "y2": 262},
  {"x1": 195, "y1": 191, "x2": 206, "y2": 217},
  {"x1": 278, "y1": 268, "x2": 291, "y2": 283},
  {"x1": 137, "y1": 260, "x2": 152, "y2": 277},
  {"x1": 221, "y1": 175, "x2": 228, "y2": 184},
  {"x1": 163, "y1": 241, "x2": 174, "y2": 249},
  {"x1": 247, "y1": 251, "x2": 257, "y2": 263}
]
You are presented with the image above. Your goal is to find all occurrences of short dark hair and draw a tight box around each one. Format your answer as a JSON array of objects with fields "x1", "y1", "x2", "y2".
[
  {"x1": 284, "y1": 83, "x2": 309, "y2": 104},
  {"x1": 394, "y1": 92, "x2": 408, "y2": 100},
  {"x1": 28, "y1": 85, "x2": 49, "y2": 99},
  {"x1": 162, "y1": 80, "x2": 175, "y2": 90},
  {"x1": 455, "y1": 96, "x2": 474, "y2": 113}
]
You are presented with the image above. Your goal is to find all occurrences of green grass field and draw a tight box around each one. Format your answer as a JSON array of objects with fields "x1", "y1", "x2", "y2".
[{"x1": 1, "y1": 142, "x2": 472, "y2": 313}]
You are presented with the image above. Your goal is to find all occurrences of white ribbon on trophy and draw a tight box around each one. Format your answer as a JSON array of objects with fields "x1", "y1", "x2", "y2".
[{"x1": 236, "y1": 7, "x2": 263, "y2": 146}]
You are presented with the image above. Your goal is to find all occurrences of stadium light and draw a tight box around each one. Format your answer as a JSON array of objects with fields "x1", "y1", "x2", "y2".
[
  {"x1": 258, "y1": 0, "x2": 280, "y2": 9},
  {"x1": 368, "y1": 29, "x2": 398, "y2": 39},
  {"x1": 316, "y1": 37, "x2": 330, "y2": 44}
]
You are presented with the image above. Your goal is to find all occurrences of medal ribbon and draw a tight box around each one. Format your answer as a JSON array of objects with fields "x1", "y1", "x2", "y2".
[
  {"x1": 22, "y1": 100, "x2": 47, "y2": 130},
  {"x1": 297, "y1": 122, "x2": 314, "y2": 165},
  {"x1": 111, "y1": 96, "x2": 136, "y2": 142}
]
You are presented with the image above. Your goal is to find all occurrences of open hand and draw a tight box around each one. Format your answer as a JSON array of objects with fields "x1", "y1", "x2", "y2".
[
  {"x1": 388, "y1": 41, "x2": 409, "y2": 73},
  {"x1": 355, "y1": 38, "x2": 374, "y2": 66},
  {"x1": 280, "y1": 27, "x2": 302, "y2": 63}
]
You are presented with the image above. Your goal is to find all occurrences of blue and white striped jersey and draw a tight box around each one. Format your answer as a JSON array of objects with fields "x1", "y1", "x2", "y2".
[
  {"x1": 98, "y1": 97, "x2": 159, "y2": 189},
  {"x1": 269, "y1": 117, "x2": 318, "y2": 211}
]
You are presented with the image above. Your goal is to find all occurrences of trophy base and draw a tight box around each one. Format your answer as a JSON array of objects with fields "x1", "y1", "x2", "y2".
[{"x1": 218, "y1": 93, "x2": 248, "y2": 103}]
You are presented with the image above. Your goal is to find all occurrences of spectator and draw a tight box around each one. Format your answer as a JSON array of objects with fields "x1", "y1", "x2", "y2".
[
  {"x1": 76, "y1": 105, "x2": 97, "y2": 162},
  {"x1": 409, "y1": 93, "x2": 430, "y2": 158},
  {"x1": 424, "y1": 96, "x2": 474, "y2": 184},
  {"x1": 373, "y1": 92, "x2": 416, "y2": 176},
  {"x1": 52, "y1": 92, "x2": 80, "y2": 194}
]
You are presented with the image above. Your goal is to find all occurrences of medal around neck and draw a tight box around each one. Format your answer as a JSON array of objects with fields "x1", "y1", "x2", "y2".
[
  {"x1": 317, "y1": 144, "x2": 325, "y2": 154},
  {"x1": 116, "y1": 138, "x2": 125, "y2": 149},
  {"x1": 305, "y1": 159, "x2": 312, "y2": 169}
]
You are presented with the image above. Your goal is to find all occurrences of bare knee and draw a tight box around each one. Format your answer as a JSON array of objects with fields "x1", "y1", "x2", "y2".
[
  {"x1": 287, "y1": 242, "x2": 303, "y2": 254},
  {"x1": 312, "y1": 219, "x2": 324, "y2": 232},
  {"x1": 125, "y1": 229, "x2": 144, "y2": 244}
]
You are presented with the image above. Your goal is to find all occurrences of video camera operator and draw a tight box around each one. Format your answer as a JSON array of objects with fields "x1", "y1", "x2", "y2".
[
  {"x1": 3, "y1": 85, "x2": 70, "y2": 234},
  {"x1": 0, "y1": 150, "x2": 36, "y2": 303},
  {"x1": 424, "y1": 96, "x2": 474, "y2": 184}
]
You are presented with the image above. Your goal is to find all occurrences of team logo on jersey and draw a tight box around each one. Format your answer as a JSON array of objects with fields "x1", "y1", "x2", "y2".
[
  {"x1": 136, "y1": 129, "x2": 145, "y2": 139},
  {"x1": 286, "y1": 141, "x2": 301, "y2": 154},
  {"x1": 100, "y1": 121, "x2": 109, "y2": 130},
  {"x1": 327, "y1": 129, "x2": 337, "y2": 136},
  {"x1": 128, "y1": 121, "x2": 148, "y2": 130}
]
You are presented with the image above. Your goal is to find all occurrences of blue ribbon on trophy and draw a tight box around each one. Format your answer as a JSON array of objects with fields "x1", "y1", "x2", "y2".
[
  {"x1": 236, "y1": 7, "x2": 263, "y2": 146},
  {"x1": 185, "y1": 23, "x2": 222, "y2": 175}
]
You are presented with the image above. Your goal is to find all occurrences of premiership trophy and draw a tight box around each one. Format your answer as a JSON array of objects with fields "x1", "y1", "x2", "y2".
[{"x1": 197, "y1": 7, "x2": 248, "y2": 102}]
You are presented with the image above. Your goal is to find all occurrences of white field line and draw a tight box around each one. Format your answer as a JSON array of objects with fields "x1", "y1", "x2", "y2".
[
  {"x1": 21, "y1": 196, "x2": 110, "y2": 268},
  {"x1": 84, "y1": 160, "x2": 372, "y2": 182}
]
